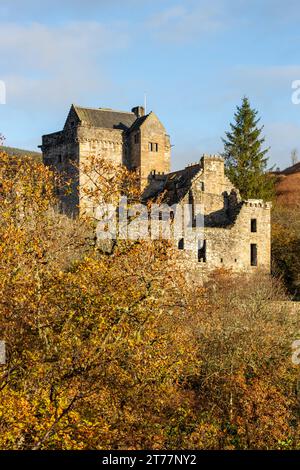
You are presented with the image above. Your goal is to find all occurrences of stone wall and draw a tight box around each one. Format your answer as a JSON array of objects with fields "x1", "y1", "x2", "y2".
[
  {"x1": 138, "y1": 113, "x2": 170, "y2": 189},
  {"x1": 77, "y1": 126, "x2": 126, "y2": 216},
  {"x1": 42, "y1": 108, "x2": 171, "y2": 214},
  {"x1": 168, "y1": 156, "x2": 271, "y2": 275},
  {"x1": 41, "y1": 129, "x2": 79, "y2": 216},
  {"x1": 78, "y1": 126, "x2": 125, "y2": 166},
  {"x1": 174, "y1": 199, "x2": 271, "y2": 275}
]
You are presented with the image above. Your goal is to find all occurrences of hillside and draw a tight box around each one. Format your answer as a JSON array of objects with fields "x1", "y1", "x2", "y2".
[
  {"x1": 0, "y1": 145, "x2": 42, "y2": 162},
  {"x1": 275, "y1": 163, "x2": 300, "y2": 208}
]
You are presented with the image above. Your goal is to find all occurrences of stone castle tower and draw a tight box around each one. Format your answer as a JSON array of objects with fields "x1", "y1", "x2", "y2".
[{"x1": 40, "y1": 104, "x2": 170, "y2": 215}]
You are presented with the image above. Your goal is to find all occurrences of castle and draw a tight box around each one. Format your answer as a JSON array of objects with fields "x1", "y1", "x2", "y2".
[{"x1": 40, "y1": 104, "x2": 271, "y2": 274}]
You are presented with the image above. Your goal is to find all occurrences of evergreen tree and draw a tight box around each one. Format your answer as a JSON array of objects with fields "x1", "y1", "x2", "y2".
[{"x1": 222, "y1": 97, "x2": 274, "y2": 200}]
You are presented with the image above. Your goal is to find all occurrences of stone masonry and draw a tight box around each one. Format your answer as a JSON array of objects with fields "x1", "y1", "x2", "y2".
[
  {"x1": 40, "y1": 104, "x2": 271, "y2": 274},
  {"x1": 40, "y1": 104, "x2": 170, "y2": 216}
]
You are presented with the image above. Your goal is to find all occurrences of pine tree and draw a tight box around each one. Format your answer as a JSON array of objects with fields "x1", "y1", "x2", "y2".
[{"x1": 222, "y1": 97, "x2": 274, "y2": 200}]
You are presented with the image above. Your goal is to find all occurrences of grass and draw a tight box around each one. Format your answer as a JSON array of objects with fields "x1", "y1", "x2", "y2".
[{"x1": 0, "y1": 145, "x2": 42, "y2": 162}]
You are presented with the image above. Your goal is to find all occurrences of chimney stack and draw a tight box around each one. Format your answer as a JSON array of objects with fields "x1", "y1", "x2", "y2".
[{"x1": 131, "y1": 106, "x2": 145, "y2": 118}]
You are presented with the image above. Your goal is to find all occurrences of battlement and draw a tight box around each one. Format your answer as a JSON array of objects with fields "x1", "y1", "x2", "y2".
[
  {"x1": 244, "y1": 199, "x2": 272, "y2": 209},
  {"x1": 200, "y1": 154, "x2": 225, "y2": 176},
  {"x1": 149, "y1": 170, "x2": 167, "y2": 180},
  {"x1": 185, "y1": 162, "x2": 200, "y2": 168},
  {"x1": 201, "y1": 153, "x2": 224, "y2": 161}
]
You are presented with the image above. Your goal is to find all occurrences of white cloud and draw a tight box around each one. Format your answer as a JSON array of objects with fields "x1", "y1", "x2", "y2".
[
  {"x1": 233, "y1": 65, "x2": 300, "y2": 85},
  {"x1": 147, "y1": 1, "x2": 225, "y2": 43},
  {"x1": 0, "y1": 21, "x2": 130, "y2": 109},
  {"x1": 0, "y1": 21, "x2": 130, "y2": 69}
]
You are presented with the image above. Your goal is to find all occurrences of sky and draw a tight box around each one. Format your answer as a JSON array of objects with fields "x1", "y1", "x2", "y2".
[{"x1": 0, "y1": 0, "x2": 300, "y2": 170}]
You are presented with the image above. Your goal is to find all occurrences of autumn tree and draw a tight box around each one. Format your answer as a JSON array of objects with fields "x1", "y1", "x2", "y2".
[
  {"x1": 0, "y1": 151, "x2": 202, "y2": 449},
  {"x1": 0, "y1": 150, "x2": 299, "y2": 450}
]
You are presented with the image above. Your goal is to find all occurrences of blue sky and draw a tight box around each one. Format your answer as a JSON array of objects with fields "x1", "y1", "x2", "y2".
[{"x1": 0, "y1": 0, "x2": 300, "y2": 170}]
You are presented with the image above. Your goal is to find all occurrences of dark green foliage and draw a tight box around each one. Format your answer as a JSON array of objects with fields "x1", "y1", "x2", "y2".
[{"x1": 222, "y1": 97, "x2": 275, "y2": 201}]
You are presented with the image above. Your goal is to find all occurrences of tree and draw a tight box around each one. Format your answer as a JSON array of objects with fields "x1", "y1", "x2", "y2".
[
  {"x1": 222, "y1": 97, "x2": 274, "y2": 200},
  {"x1": 0, "y1": 149, "x2": 299, "y2": 450}
]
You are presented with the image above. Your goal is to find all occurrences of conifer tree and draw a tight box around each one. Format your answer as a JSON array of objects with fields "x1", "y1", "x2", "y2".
[{"x1": 222, "y1": 97, "x2": 274, "y2": 200}]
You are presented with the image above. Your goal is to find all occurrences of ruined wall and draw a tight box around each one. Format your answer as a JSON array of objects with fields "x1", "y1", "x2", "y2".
[
  {"x1": 231, "y1": 200, "x2": 271, "y2": 272},
  {"x1": 174, "y1": 200, "x2": 271, "y2": 275},
  {"x1": 199, "y1": 155, "x2": 237, "y2": 217},
  {"x1": 171, "y1": 156, "x2": 271, "y2": 275}
]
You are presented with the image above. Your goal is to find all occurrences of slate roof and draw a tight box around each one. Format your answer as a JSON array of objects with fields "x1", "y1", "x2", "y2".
[
  {"x1": 157, "y1": 163, "x2": 202, "y2": 205},
  {"x1": 73, "y1": 105, "x2": 137, "y2": 130},
  {"x1": 128, "y1": 114, "x2": 149, "y2": 132},
  {"x1": 145, "y1": 162, "x2": 242, "y2": 228}
]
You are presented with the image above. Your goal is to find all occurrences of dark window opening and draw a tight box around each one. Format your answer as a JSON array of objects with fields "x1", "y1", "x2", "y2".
[
  {"x1": 149, "y1": 142, "x2": 158, "y2": 152},
  {"x1": 198, "y1": 239, "x2": 206, "y2": 263},
  {"x1": 58, "y1": 155, "x2": 62, "y2": 164},
  {"x1": 134, "y1": 133, "x2": 139, "y2": 144},
  {"x1": 250, "y1": 243, "x2": 257, "y2": 266},
  {"x1": 251, "y1": 218, "x2": 257, "y2": 232},
  {"x1": 220, "y1": 258, "x2": 223, "y2": 263},
  {"x1": 178, "y1": 238, "x2": 184, "y2": 250},
  {"x1": 188, "y1": 190, "x2": 195, "y2": 227}
]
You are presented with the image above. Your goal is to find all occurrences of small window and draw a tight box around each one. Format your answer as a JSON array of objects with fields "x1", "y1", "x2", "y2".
[
  {"x1": 58, "y1": 155, "x2": 62, "y2": 164},
  {"x1": 251, "y1": 218, "x2": 257, "y2": 232},
  {"x1": 250, "y1": 243, "x2": 257, "y2": 266},
  {"x1": 149, "y1": 142, "x2": 158, "y2": 152},
  {"x1": 134, "y1": 133, "x2": 139, "y2": 144},
  {"x1": 198, "y1": 239, "x2": 206, "y2": 263},
  {"x1": 220, "y1": 258, "x2": 223, "y2": 263},
  {"x1": 178, "y1": 238, "x2": 184, "y2": 250}
]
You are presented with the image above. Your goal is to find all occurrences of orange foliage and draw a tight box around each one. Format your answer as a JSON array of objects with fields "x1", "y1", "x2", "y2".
[{"x1": 0, "y1": 151, "x2": 299, "y2": 450}]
